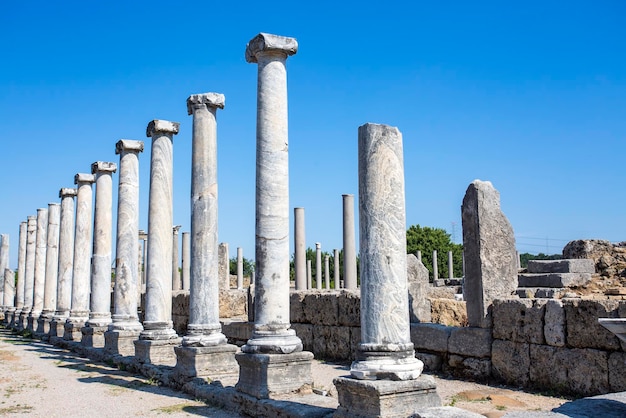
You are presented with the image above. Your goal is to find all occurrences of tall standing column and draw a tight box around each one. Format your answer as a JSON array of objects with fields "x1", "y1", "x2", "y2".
[
  {"x1": 448, "y1": 250, "x2": 454, "y2": 279},
  {"x1": 172, "y1": 225, "x2": 181, "y2": 291},
  {"x1": 40, "y1": 203, "x2": 60, "y2": 336},
  {"x1": 315, "y1": 242, "x2": 322, "y2": 290},
  {"x1": 335, "y1": 123, "x2": 434, "y2": 418},
  {"x1": 181, "y1": 232, "x2": 190, "y2": 291},
  {"x1": 306, "y1": 260, "x2": 312, "y2": 289},
  {"x1": 433, "y1": 250, "x2": 439, "y2": 281},
  {"x1": 0, "y1": 235, "x2": 10, "y2": 323},
  {"x1": 51, "y1": 188, "x2": 76, "y2": 340},
  {"x1": 0, "y1": 234, "x2": 7, "y2": 312},
  {"x1": 294, "y1": 207, "x2": 306, "y2": 290},
  {"x1": 236, "y1": 247, "x2": 244, "y2": 289},
  {"x1": 324, "y1": 255, "x2": 330, "y2": 289},
  {"x1": 82, "y1": 161, "x2": 117, "y2": 347},
  {"x1": 342, "y1": 194, "x2": 357, "y2": 289},
  {"x1": 333, "y1": 249, "x2": 340, "y2": 289},
  {"x1": 30, "y1": 208, "x2": 48, "y2": 333},
  {"x1": 138, "y1": 230, "x2": 148, "y2": 295},
  {"x1": 218, "y1": 243, "x2": 229, "y2": 290},
  {"x1": 236, "y1": 32, "x2": 312, "y2": 399},
  {"x1": 19, "y1": 216, "x2": 36, "y2": 331},
  {"x1": 135, "y1": 119, "x2": 181, "y2": 365},
  {"x1": 65, "y1": 173, "x2": 96, "y2": 341},
  {"x1": 3, "y1": 269, "x2": 15, "y2": 324},
  {"x1": 174, "y1": 92, "x2": 237, "y2": 380},
  {"x1": 105, "y1": 140, "x2": 144, "y2": 356},
  {"x1": 13, "y1": 221, "x2": 27, "y2": 329}
]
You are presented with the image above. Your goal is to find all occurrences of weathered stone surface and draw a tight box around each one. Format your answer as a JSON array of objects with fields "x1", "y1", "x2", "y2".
[
  {"x1": 491, "y1": 340, "x2": 530, "y2": 386},
  {"x1": 492, "y1": 298, "x2": 546, "y2": 344},
  {"x1": 218, "y1": 243, "x2": 229, "y2": 290},
  {"x1": 134, "y1": 338, "x2": 181, "y2": 367},
  {"x1": 415, "y1": 352, "x2": 443, "y2": 372},
  {"x1": 410, "y1": 323, "x2": 452, "y2": 353},
  {"x1": 518, "y1": 273, "x2": 592, "y2": 288},
  {"x1": 289, "y1": 291, "x2": 306, "y2": 323},
  {"x1": 312, "y1": 325, "x2": 351, "y2": 360},
  {"x1": 527, "y1": 259, "x2": 595, "y2": 274},
  {"x1": 430, "y1": 298, "x2": 467, "y2": 327},
  {"x1": 290, "y1": 323, "x2": 313, "y2": 352},
  {"x1": 413, "y1": 407, "x2": 485, "y2": 418},
  {"x1": 553, "y1": 391, "x2": 626, "y2": 418},
  {"x1": 516, "y1": 287, "x2": 566, "y2": 299},
  {"x1": 337, "y1": 289, "x2": 360, "y2": 326},
  {"x1": 173, "y1": 344, "x2": 238, "y2": 380},
  {"x1": 407, "y1": 254, "x2": 432, "y2": 322},
  {"x1": 544, "y1": 299, "x2": 565, "y2": 347},
  {"x1": 448, "y1": 327, "x2": 492, "y2": 358},
  {"x1": 563, "y1": 239, "x2": 626, "y2": 277},
  {"x1": 609, "y1": 351, "x2": 626, "y2": 392},
  {"x1": 564, "y1": 299, "x2": 621, "y2": 350},
  {"x1": 302, "y1": 291, "x2": 339, "y2": 326},
  {"x1": 219, "y1": 289, "x2": 247, "y2": 319},
  {"x1": 446, "y1": 355, "x2": 491, "y2": 380}
]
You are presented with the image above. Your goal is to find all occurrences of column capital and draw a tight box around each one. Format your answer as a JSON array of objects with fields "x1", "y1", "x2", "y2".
[
  {"x1": 315, "y1": 242, "x2": 321, "y2": 249},
  {"x1": 138, "y1": 229, "x2": 147, "y2": 240},
  {"x1": 27, "y1": 215, "x2": 37, "y2": 223},
  {"x1": 186, "y1": 93, "x2": 225, "y2": 115},
  {"x1": 173, "y1": 225, "x2": 181, "y2": 234},
  {"x1": 91, "y1": 161, "x2": 117, "y2": 174},
  {"x1": 74, "y1": 173, "x2": 96, "y2": 185},
  {"x1": 116, "y1": 139, "x2": 144, "y2": 154},
  {"x1": 245, "y1": 33, "x2": 298, "y2": 63},
  {"x1": 59, "y1": 188, "x2": 77, "y2": 198},
  {"x1": 146, "y1": 120, "x2": 180, "y2": 137}
]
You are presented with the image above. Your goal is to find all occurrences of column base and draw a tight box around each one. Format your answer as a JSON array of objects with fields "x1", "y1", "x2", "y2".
[
  {"x1": 235, "y1": 351, "x2": 314, "y2": 399},
  {"x1": 27, "y1": 311, "x2": 40, "y2": 333},
  {"x1": 64, "y1": 318, "x2": 87, "y2": 342},
  {"x1": 17, "y1": 311, "x2": 29, "y2": 332},
  {"x1": 5, "y1": 308, "x2": 16, "y2": 328},
  {"x1": 49, "y1": 316, "x2": 68, "y2": 340},
  {"x1": 333, "y1": 375, "x2": 441, "y2": 418},
  {"x1": 173, "y1": 344, "x2": 238, "y2": 380},
  {"x1": 241, "y1": 327, "x2": 303, "y2": 354},
  {"x1": 351, "y1": 343, "x2": 424, "y2": 380},
  {"x1": 134, "y1": 338, "x2": 181, "y2": 366},
  {"x1": 104, "y1": 329, "x2": 141, "y2": 357},
  {"x1": 37, "y1": 313, "x2": 53, "y2": 337},
  {"x1": 81, "y1": 325, "x2": 108, "y2": 348}
]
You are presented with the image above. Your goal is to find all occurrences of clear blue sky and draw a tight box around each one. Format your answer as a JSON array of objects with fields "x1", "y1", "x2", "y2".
[{"x1": 1, "y1": 1, "x2": 625, "y2": 268}]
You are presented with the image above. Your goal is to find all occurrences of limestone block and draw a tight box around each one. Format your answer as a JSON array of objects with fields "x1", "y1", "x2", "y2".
[
  {"x1": 609, "y1": 352, "x2": 626, "y2": 392},
  {"x1": 173, "y1": 344, "x2": 238, "y2": 380},
  {"x1": 527, "y1": 259, "x2": 595, "y2": 274},
  {"x1": 289, "y1": 291, "x2": 306, "y2": 323},
  {"x1": 302, "y1": 291, "x2": 339, "y2": 326},
  {"x1": 529, "y1": 345, "x2": 566, "y2": 392},
  {"x1": 290, "y1": 323, "x2": 313, "y2": 352},
  {"x1": 446, "y1": 354, "x2": 491, "y2": 380},
  {"x1": 544, "y1": 299, "x2": 566, "y2": 347},
  {"x1": 518, "y1": 273, "x2": 592, "y2": 288},
  {"x1": 462, "y1": 180, "x2": 518, "y2": 328},
  {"x1": 430, "y1": 298, "x2": 467, "y2": 327},
  {"x1": 171, "y1": 291, "x2": 189, "y2": 316},
  {"x1": 410, "y1": 323, "x2": 452, "y2": 353},
  {"x1": 407, "y1": 254, "x2": 432, "y2": 322},
  {"x1": 350, "y1": 326, "x2": 361, "y2": 360},
  {"x1": 219, "y1": 289, "x2": 247, "y2": 319},
  {"x1": 416, "y1": 352, "x2": 443, "y2": 372},
  {"x1": 221, "y1": 320, "x2": 254, "y2": 346},
  {"x1": 491, "y1": 340, "x2": 530, "y2": 386},
  {"x1": 337, "y1": 289, "x2": 360, "y2": 326},
  {"x1": 564, "y1": 299, "x2": 621, "y2": 350},
  {"x1": 492, "y1": 298, "x2": 546, "y2": 344},
  {"x1": 448, "y1": 327, "x2": 492, "y2": 358},
  {"x1": 312, "y1": 325, "x2": 351, "y2": 360}
]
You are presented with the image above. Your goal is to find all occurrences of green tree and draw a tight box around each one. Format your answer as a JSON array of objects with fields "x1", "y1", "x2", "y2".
[
  {"x1": 229, "y1": 256, "x2": 255, "y2": 277},
  {"x1": 406, "y1": 224, "x2": 463, "y2": 280},
  {"x1": 519, "y1": 252, "x2": 562, "y2": 269}
]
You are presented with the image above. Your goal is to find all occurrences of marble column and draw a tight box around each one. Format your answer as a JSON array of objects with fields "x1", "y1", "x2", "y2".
[
  {"x1": 51, "y1": 188, "x2": 76, "y2": 340},
  {"x1": 315, "y1": 242, "x2": 322, "y2": 290},
  {"x1": 65, "y1": 173, "x2": 95, "y2": 341},
  {"x1": 81, "y1": 161, "x2": 116, "y2": 347},
  {"x1": 13, "y1": 221, "x2": 27, "y2": 329},
  {"x1": 237, "y1": 247, "x2": 244, "y2": 289},
  {"x1": 306, "y1": 259, "x2": 312, "y2": 289},
  {"x1": 236, "y1": 32, "x2": 312, "y2": 399},
  {"x1": 3, "y1": 269, "x2": 15, "y2": 324},
  {"x1": 174, "y1": 92, "x2": 236, "y2": 381},
  {"x1": 294, "y1": 207, "x2": 306, "y2": 290},
  {"x1": 105, "y1": 140, "x2": 144, "y2": 356},
  {"x1": 135, "y1": 119, "x2": 181, "y2": 365},
  {"x1": 19, "y1": 216, "x2": 36, "y2": 331},
  {"x1": 324, "y1": 255, "x2": 330, "y2": 290},
  {"x1": 30, "y1": 208, "x2": 48, "y2": 333},
  {"x1": 448, "y1": 251, "x2": 454, "y2": 279},
  {"x1": 138, "y1": 230, "x2": 148, "y2": 294},
  {"x1": 172, "y1": 225, "x2": 181, "y2": 291},
  {"x1": 416, "y1": 250, "x2": 422, "y2": 262},
  {"x1": 342, "y1": 194, "x2": 357, "y2": 289},
  {"x1": 40, "y1": 203, "x2": 60, "y2": 336},
  {"x1": 335, "y1": 123, "x2": 433, "y2": 418},
  {"x1": 181, "y1": 232, "x2": 190, "y2": 291},
  {"x1": 433, "y1": 250, "x2": 438, "y2": 281},
  {"x1": 218, "y1": 242, "x2": 229, "y2": 290},
  {"x1": 0, "y1": 234, "x2": 7, "y2": 312},
  {"x1": 333, "y1": 249, "x2": 340, "y2": 289}
]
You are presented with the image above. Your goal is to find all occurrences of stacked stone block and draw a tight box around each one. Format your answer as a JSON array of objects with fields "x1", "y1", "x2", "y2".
[{"x1": 517, "y1": 259, "x2": 595, "y2": 298}]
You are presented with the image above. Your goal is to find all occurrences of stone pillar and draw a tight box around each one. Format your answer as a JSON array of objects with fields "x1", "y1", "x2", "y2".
[
  {"x1": 40, "y1": 203, "x2": 60, "y2": 336},
  {"x1": 342, "y1": 194, "x2": 357, "y2": 289},
  {"x1": 306, "y1": 260, "x2": 312, "y2": 289},
  {"x1": 51, "y1": 188, "x2": 76, "y2": 340},
  {"x1": 3, "y1": 269, "x2": 15, "y2": 324},
  {"x1": 218, "y1": 243, "x2": 229, "y2": 290},
  {"x1": 20, "y1": 216, "x2": 37, "y2": 331},
  {"x1": 0, "y1": 234, "x2": 7, "y2": 312},
  {"x1": 105, "y1": 140, "x2": 144, "y2": 356},
  {"x1": 181, "y1": 232, "x2": 190, "y2": 290},
  {"x1": 236, "y1": 247, "x2": 244, "y2": 290},
  {"x1": 416, "y1": 250, "x2": 422, "y2": 262},
  {"x1": 294, "y1": 207, "x2": 306, "y2": 290},
  {"x1": 461, "y1": 179, "x2": 517, "y2": 328},
  {"x1": 14, "y1": 221, "x2": 27, "y2": 329},
  {"x1": 174, "y1": 92, "x2": 237, "y2": 381},
  {"x1": 324, "y1": 254, "x2": 330, "y2": 290},
  {"x1": 315, "y1": 242, "x2": 322, "y2": 290},
  {"x1": 448, "y1": 250, "x2": 454, "y2": 279},
  {"x1": 432, "y1": 250, "x2": 438, "y2": 281},
  {"x1": 333, "y1": 249, "x2": 340, "y2": 289},
  {"x1": 81, "y1": 161, "x2": 117, "y2": 347},
  {"x1": 65, "y1": 173, "x2": 95, "y2": 341},
  {"x1": 236, "y1": 33, "x2": 312, "y2": 399},
  {"x1": 335, "y1": 123, "x2": 435, "y2": 418},
  {"x1": 30, "y1": 208, "x2": 48, "y2": 333},
  {"x1": 172, "y1": 225, "x2": 181, "y2": 291},
  {"x1": 138, "y1": 230, "x2": 147, "y2": 294},
  {"x1": 135, "y1": 119, "x2": 181, "y2": 365}
]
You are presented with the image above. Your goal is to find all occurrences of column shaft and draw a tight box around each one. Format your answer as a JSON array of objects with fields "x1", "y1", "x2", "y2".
[
  {"x1": 16, "y1": 222, "x2": 27, "y2": 311},
  {"x1": 342, "y1": 194, "x2": 357, "y2": 289},
  {"x1": 0, "y1": 235, "x2": 8, "y2": 307},
  {"x1": 181, "y1": 232, "x2": 190, "y2": 290},
  {"x1": 172, "y1": 226, "x2": 181, "y2": 291},
  {"x1": 32, "y1": 208, "x2": 48, "y2": 317},
  {"x1": 55, "y1": 189, "x2": 76, "y2": 320},
  {"x1": 333, "y1": 249, "x2": 340, "y2": 289},
  {"x1": 315, "y1": 243, "x2": 322, "y2": 290},
  {"x1": 294, "y1": 207, "x2": 306, "y2": 290},
  {"x1": 237, "y1": 247, "x2": 243, "y2": 289},
  {"x1": 42, "y1": 203, "x2": 60, "y2": 317}
]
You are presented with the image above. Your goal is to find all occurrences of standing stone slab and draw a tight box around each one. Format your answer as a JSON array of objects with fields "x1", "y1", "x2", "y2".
[
  {"x1": 461, "y1": 180, "x2": 517, "y2": 328},
  {"x1": 40, "y1": 203, "x2": 60, "y2": 335},
  {"x1": 407, "y1": 253, "x2": 432, "y2": 323}
]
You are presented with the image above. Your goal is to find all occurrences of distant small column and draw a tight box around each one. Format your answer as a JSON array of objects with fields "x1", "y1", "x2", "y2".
[
  {"x1": 343, "y1": 194, "x2": 357, "y2": 289},
  {"x1": 65, "y1": 173, "x2": 96, "y2": 341},
  {"x1": 432, "y1": 250, "x2": 439, "y2": 281},
  {"x1": 416, "y1": 250, "x2": 422, "y2": 262},
  {"x1": 218, "y1": 243, "x2": 229, "y2": 290},
  {"x1": 306, "y1": 260, "x2": 312, "y2": 289},
  {"x1": 51, "y1": 188, "x2": 76, "y2": 340},
  {"x1": 19, "y1": 216, "x2": 36, "y2": 331},
  {"x1": 135, "y1": 119, "x2": 181, "y2": 365},
  {"x1": 30, "y1": 207, "x2": 48, "y2": 333},
  {"x1": 40, "y1": 203, "x2": 60, "y2": 335},
  {"x1": 3, "y1": 269, "x2": 15, "y2": 323},
  {"x1": 14, "y1": 221, "x2": 27, "y2": 328},
  {"x1": 104, "y1": 140, "x2": 144, "y2": 357},
  {"x1": 333, "y1": 249, "x2": 340, "y2": 289},
  {"x1": 181, "y1": 232, "x2": 190, "y2": 291},
  {"x1": 448, "y1": 250, "x2": 454, "y2": 279},
  {"x1": 172, "y1": 225, "x2": 182, "y2": 291},
  {"x1": 315, "y1": 242, "x2": 322, "y2": 290},
  {"x1": 294, "y1": 207, "x2": 306, "y2": 290},
  {"x1": 516, "y1": 250, "x2": 521, "y2": 270},
  {"x1": 237, "y1": 247, "x2": 244, "y2": 289},
  {"x1": 138, "y1": 230, "x2": 148, "y2": 294},
  {"x1": 324, "y1": 254, "x2": 330, "y2": 290},
  {"x1": 0, "y1": 234, "x2": 8, "y2": 310}
]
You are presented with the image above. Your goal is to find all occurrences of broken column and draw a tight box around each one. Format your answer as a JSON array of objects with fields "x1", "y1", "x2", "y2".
[
  {"x1": 172, "y1": 225, "x2": 181, "y2": 291},
  {"x1": 335, "y1": 123, "x2": 437, "y2": 418},
  {"x1": 461, "y1": 180, "x2": 517, "y2": 328},
  {"x1": 13, "y1": 221, "x2": 27, "y2": 330},
  {"x1": 40, "y1": 203, "x2": 60, "y2": 336},
  {"x1": 294, "y1": 207, "x2": 306, "y2": 290},
  {"x1": 19, "y1": 216, "x2": 36, "y2": 331},
  {"x1": 236, "y1": 33, "x2": 312, "y2": 399},
  {"x1": 30, "y1": 208, "x2": 48, "y2": 333},
  {"x1": 104, "y1": 140, "x2": 145, "y2": 356},
  {"x1": 65, "y1": 173, "x2": 96, "y2": 341},
  {"x1": 343, "y1": 194, "x2": 357, "y2": 289},
  {"x1": 135, "y1": 120, "x2": 181, "y2": 365},
  {"x1": 181, "y1": 232, "x2": 190, "y2": 290},
  {"x1": 315, "y1": 242, "x2": 322, "y2": 290},
  {"x1": 82, "y1": 161, "x2": 117, "y2": 347},
  {"x1": 218, "y1": 243, "x2": 229, "y2": 290},
  {"x1": 174, "y1": 92, "x2": 237, "y2": 380}
]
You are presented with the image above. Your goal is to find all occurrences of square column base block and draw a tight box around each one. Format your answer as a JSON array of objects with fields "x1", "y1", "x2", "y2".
[
  {"x1": 333, "y1": 375, "x2": 441, "y2": 418},
  {"x1": 134, "y1": 338, "x2": 181, "y2": 366},
  {"x1": 235, "y1": 351, "x2": 314, "y2": 399},
  {"x1": 37, "y1": 317, "x2": 52, "y2": 336},
  {"x1": 64, "y1": 322, "x2": 85, "y2": 342},
  {"x1": 174, "y1": 344, "x2": 239, "y2": 380},
  {"x1": 26, "y1": 316, "x2": 36, "y2": 333},
  {"x1": 49, "y1": 320, "x2": 67, "y2": 339},
  {"x1": 81, "y1": 326, "x2": 108, "y2": 348},
  {"x1": 104, "y1": 330, "x2": 141, "y2": 357},
  {"x1": 17, "y1": 314, "x2": 28, "y2": 332}
]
